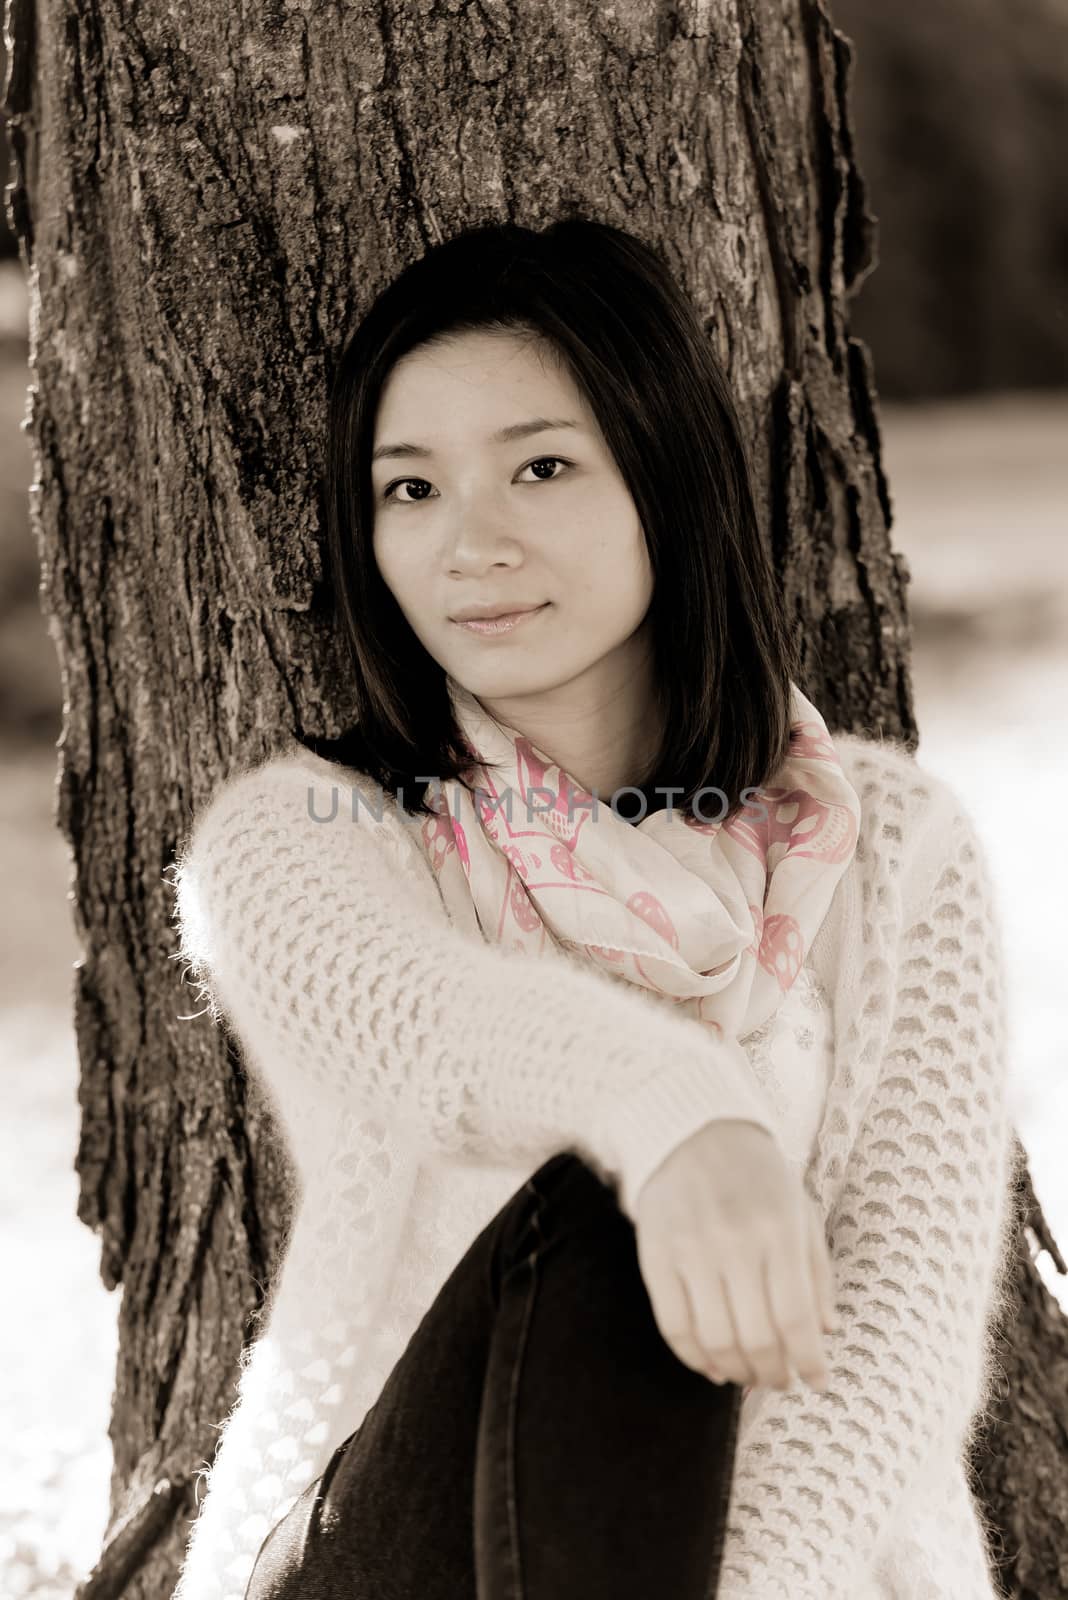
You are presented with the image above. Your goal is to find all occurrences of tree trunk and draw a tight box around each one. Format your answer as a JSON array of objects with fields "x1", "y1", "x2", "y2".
[{"x1": 4, "y1": 0, "x2": 1063, "y2": 1594}]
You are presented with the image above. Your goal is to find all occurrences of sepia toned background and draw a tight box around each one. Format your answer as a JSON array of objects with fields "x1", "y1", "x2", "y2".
[{"x1": 2, "y1": 0, "x2": 1066, "y2": 1593}]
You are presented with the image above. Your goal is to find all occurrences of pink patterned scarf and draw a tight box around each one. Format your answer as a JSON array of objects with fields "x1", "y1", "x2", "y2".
[{"x1": 419, "y1": 678, "x2": 860, "y2": 1047}]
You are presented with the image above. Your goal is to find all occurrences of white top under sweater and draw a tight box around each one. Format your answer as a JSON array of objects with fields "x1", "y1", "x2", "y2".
[{"x1": 167, "y1": 731, "x2": 1021, "y2": 1600}]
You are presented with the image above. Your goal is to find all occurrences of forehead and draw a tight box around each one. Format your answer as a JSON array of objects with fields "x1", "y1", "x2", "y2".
[{"x1": 375, "y1": 331, "x2": 578, "y2": 422}]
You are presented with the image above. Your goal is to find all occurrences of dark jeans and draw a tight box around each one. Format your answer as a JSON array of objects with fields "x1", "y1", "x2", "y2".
[{"x1": 244, "y1": 1151, "x2": 743, "y2": 1600}]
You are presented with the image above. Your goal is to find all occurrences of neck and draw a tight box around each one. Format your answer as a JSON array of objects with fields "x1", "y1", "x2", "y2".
[{"x1": 474, "y1": 638, "x2": 664, "y2": 805}]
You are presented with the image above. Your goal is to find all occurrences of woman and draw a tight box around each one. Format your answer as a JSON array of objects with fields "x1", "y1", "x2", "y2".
[{"x1": 169, "y1": 219, "x2": 1019, "y2": 1600}]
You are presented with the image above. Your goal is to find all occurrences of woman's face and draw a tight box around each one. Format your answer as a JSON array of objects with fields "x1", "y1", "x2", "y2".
[{"x1": 370, "y1": 328, "x2": 655, "y2": 713}]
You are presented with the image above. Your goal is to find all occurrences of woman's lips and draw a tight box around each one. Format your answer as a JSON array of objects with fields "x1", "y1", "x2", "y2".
[{"x1": 452, "y1": 603, "x2": 551, "y2": 636}]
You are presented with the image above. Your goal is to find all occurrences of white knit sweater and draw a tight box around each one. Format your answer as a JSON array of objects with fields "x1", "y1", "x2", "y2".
[{"x1": 167, "y1": 731, "x2": 1020, "y2": 1600}]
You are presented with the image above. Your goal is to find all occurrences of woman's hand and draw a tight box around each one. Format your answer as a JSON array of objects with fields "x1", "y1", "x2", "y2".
[{"x1": 633, "y1": 1118, "x2": 838, "y2": 1392}]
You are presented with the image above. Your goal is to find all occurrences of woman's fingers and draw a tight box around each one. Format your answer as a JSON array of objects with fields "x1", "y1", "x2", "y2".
[
  {"x1": 807, "y1": 1197, "x2": 840, "y2": 1333},
  {"x1": 680, "y1": 1245, "x2": 755, "y2": 1387},
  {"x1": 764, "y1": 1225, "x2": 830, "y2": 1389},
  {"x1": 681, "y1": 1228, "x2": 831, "y2": 1391},
  {"x1": 636, "y1": 1232, "x2": 710, "y2": 1378},
  {"x1": 712, "y1": 1245, "x2": 792, "y2": 1390},
  {"x1": 632, "y1": 1120, "x2": 840, "y2": 1393}
]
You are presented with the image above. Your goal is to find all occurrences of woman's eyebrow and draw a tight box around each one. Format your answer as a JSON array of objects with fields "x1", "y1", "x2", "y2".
[{"x1": 371, "y1": 417, "x2": 581, "y2": 463}]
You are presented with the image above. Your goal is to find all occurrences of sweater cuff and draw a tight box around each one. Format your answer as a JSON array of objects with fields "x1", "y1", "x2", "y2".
[{"x1": 594, "y1": 1035, "x2": 781, "y2": 1222}]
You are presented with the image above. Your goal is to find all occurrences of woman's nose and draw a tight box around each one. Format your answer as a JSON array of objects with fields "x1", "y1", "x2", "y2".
[{"x1": 444, "y1": 507, "x2": 523, "y2": 572}]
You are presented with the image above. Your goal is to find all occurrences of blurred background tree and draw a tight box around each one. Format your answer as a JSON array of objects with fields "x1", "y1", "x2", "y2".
[{"x1": 830, "y1": 0, "x2": 1067, "y2": 397}]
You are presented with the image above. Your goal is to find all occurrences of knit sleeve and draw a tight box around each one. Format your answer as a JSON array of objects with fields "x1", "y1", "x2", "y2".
[
  {"x1": 169, "y1": 752, "x2": 780, "y2": 1222},
  {"x1": 715, "y1": 777, "x2": 1020, "y2": 1599},
  {"x1": 171, "y1": 1113, "x2": 421, "y2": 1600}
]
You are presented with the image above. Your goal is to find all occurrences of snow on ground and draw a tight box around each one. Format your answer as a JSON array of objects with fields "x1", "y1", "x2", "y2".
[
  {"x1": 2, "y1": 388, "x2": 1066, "y2": 1594},
  {"x1": 1, "y1": 762, "x2": 116, "y2": 1595}
]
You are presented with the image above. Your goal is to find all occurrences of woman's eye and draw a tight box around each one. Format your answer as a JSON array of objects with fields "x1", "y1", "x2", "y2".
[
  {"x1": 380, "y1": 456, "x2": 573, "y2": 504},
  {"x1": 382, "y1": 477, "x2": 434, "y2": 504},
  {"x1": 516, "y1": 455, "x2": 573, "y2": 483}
]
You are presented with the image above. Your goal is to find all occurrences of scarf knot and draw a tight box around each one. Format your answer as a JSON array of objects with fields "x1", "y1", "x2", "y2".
[{"x1": 419, "y1": 680, "x2": 860, "y2": 1046}]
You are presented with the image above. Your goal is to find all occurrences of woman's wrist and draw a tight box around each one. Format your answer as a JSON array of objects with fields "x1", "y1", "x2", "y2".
[{"x1": 592, "y1": 1042, "x2": 780, "y2": 1222}]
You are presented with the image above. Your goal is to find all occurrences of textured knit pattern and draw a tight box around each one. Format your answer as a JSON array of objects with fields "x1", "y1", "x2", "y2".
[
  {"x1": 166, "y1": 733, "x2": 1020, "y2": 1600},
  {"x1": 717, "y1": 750, "x2": 1018, "y2": 1599}
]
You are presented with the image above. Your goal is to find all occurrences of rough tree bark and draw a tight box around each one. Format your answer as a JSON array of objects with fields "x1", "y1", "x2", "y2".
[{"x1": 3, "y1": 0, "x2": 1064, "y2": 1595}]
